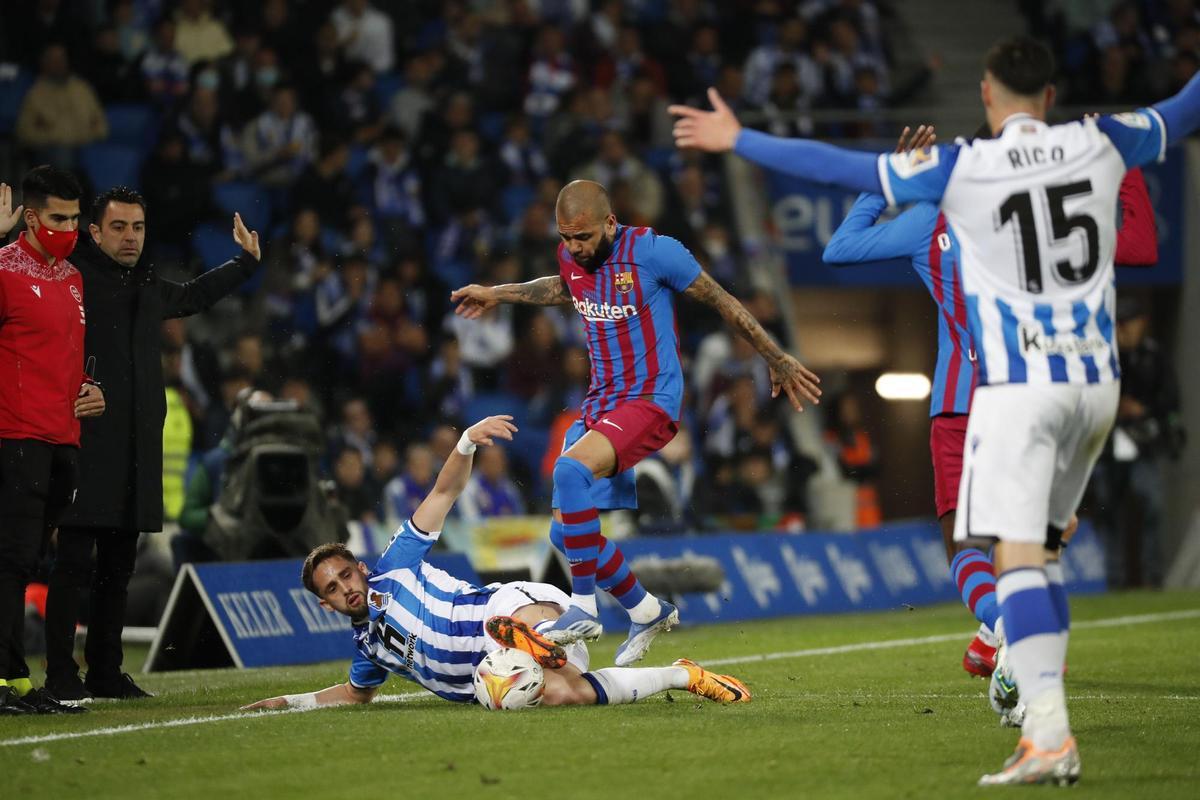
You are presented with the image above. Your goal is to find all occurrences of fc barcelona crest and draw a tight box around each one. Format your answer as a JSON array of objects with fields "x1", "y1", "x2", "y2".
[{"x1": 614, "y1": 271, "x2": 634, "y2": 293}]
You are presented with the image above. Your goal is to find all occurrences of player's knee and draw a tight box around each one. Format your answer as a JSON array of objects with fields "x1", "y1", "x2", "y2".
[
  {"x1": 553, "y1": 456, "x2": 592, "y2": 492},
  {"x1": 541, "y1": 672, "x2": 594, "y2": 707}
]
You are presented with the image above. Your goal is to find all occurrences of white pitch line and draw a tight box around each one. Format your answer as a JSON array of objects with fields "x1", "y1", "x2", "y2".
[
  {"x1": 2, "y1": 607, "x2": 1196, "y2": 748},
  {"x1": 698, "y1": 608, "x2": 1200, "y2": 669}
]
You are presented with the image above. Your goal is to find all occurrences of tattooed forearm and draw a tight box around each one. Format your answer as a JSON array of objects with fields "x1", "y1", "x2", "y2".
[
  {"x1": 684, "y1": 271, "x2": 786, "y2": 364},
  {"x1": 493, "y1": 276, "x2": 571, "y2": 306}
]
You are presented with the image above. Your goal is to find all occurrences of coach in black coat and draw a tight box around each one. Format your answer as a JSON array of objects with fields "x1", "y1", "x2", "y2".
[{"x1": 43, "y1": 188, "x2": 262, "y2": 700}]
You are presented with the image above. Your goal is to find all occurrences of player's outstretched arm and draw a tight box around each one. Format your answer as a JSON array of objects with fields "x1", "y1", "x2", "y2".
[
  {"x1": 669, "y1": 88, "x2": 883, "y2": 194},
  {"x1": 410, "y1": 415, "x2": 518, "y2": 532},
  {"x1": 451, "y1": 276, "x2": 570, "y2": 319},
  {"x1": 1154, "y1": 68, "x2": 1200, "y2": 145},
  {"x1": 683, "y1": 271, "x2": 821, "y2": 411},
  {"x1": 241, "y1": 681, "x2": 376, "y2": 711}
]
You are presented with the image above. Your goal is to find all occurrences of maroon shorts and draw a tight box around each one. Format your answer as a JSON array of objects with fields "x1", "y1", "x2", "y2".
[
  {"x1": 586, "y1": 399, "x2": 679, "y2": 473},
  {"x1": 930, "y1": 413, "x2": 969, "y2": 519}
]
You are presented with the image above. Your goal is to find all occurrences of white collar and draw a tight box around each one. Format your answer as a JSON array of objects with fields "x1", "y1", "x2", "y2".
[{"x1": 998, "y1": 112, "x2": 1046, "y2": 132}]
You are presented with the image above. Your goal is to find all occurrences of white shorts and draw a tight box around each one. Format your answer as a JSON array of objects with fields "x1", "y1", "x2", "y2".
[
  {"x1": 954, "y1": 381, "x2": 1118, "y2": 546},
  {"x1": 482, "y1": 581, "x2": 590, "y2": 672}
]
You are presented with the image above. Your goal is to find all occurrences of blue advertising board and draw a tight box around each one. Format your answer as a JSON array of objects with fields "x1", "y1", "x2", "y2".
[
  {"x1": 146, "y1": 553, "x2": 479, "y2": 671},
  {"x1": 596, "y1": 521, "x2": 1106, "y2": 630},
  {"x1": 766, "y1": 144, "x2": 1185, "y2": 286}
]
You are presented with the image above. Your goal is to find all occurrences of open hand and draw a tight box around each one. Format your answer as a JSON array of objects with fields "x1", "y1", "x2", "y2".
[
  {"x1": 240, "y1": 696, "x2": 288, "y2": 711},
  {"x1": 669, "y1": 88, "x2": 743, "y2": 153},
  {"x1": 450, "y1": 284, "x2": 499, "y2": 319},
  {"x1": 769, "y1": 354, "x2": 822, "y2": 412},
  {"x1": 895, "y1": 124, "x2": 936, "y2": 154},
  {"x1": 0, "y1": 183, "x2": 23, "y2": 239},
  {"x1": 233, "y1": 212, "x2": 261, "y2": 261},
  {"x1": 75, "y1": 383, "x2": 106, "y2": 418},
  {"x1": 467, "y1": 415, "x2": 518, "y2": 447}
]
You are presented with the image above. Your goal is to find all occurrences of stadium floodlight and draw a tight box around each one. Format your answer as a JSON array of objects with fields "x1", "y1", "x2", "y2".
[{"x1": 875, "y1": 372, "x2": 931, "y2": 401}]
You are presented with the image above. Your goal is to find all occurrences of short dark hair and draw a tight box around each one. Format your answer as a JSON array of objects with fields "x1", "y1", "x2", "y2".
[
  {"x1": 21, "y1": 165, "x2": 82, "y2": 211},
  {"x1": 92, "y1": 186, "x2": 147, "y2": 225},
  {"x1": 985, "y1": 37, "x2": 1056, "y2": 96},
  {"x1": 302, "y1": 542, "x2": 358, "y2": 595}
]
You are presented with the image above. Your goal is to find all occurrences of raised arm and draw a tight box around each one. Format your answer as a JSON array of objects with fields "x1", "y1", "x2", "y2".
[
  {"x1": 160, "y1": 214, "x2": 261, "y2": 318},
  {"x1": 670, "y1": 88, "x2": 884, "y2": 194},
  {"x1": 240, "y1": 680, "x2": 377, "y2": 711},
  {"x1": 683, "y1": 271, "x2": 821, "y2": 411},
  {"x1": 410, "y1": 415, "x2": 518, "y2": 532},
  {"x1": 451, "y1": 276, "x2": 570, "y2": 320}
]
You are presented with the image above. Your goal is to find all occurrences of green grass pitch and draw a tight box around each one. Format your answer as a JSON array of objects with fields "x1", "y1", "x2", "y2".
[{"x1": 2, "y1": 590, "x2": 1198, "y2": 799}]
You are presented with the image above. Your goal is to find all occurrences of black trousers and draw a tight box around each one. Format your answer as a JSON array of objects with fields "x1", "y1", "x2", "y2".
[
  {"x1": 45, "y1": 527, "x2": 139, "y2": 684},
  {"x1": 0, "y1": 439, "x2": 78, "y2": 680}
]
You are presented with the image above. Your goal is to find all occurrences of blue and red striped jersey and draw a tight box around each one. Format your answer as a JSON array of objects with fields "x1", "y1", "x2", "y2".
[
  {"x1": 823, "y1": 194, "x2": 975, "y2": 416},
  {"x1": 559, "y1": 225, "x2": 701, "y2": 422}
]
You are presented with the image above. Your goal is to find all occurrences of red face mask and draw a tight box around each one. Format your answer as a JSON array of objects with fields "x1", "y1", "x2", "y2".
[{"x1": 31, "y1": 212, "x2": 79, "y2": 260}]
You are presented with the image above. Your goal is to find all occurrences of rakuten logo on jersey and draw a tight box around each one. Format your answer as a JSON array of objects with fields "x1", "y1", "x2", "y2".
[{"x1": 573, "y1": 296, "x2": 638, "y2": 322}]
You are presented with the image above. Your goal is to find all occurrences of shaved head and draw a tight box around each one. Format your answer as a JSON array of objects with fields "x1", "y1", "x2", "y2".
[
  {"x1": 555, "y1": 180, "x2": 612, "y2": 224},
  {"x1": 555, "y1": 180, "x2": 618, "y2": 271}
]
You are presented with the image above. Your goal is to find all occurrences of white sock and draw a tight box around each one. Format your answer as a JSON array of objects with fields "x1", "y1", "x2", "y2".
[
  {"x1": 588, "y1": 667, "x2": 689, "y2": 704},
  {"x1": 1023, "y1": 686, "x2": 1071, "y2": 751},
  {"x1": 628, "y1": 592, "x2": 661, "y2": 625},
  {"x1": 570, "y1": 593, "x2": 598, "y2": 616}
]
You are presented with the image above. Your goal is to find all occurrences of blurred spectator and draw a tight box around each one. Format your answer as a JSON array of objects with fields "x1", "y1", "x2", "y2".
[
  {"x1": 759, "y1": 62, "x2": 815, "y2": 137},
  {"x1": 459, "y1": 446, "x2": 524, "y2": 520},
  {"x1": 16, "y1": 44, "x2": 108, "y2": 169},
  {"x1": 823, "y1": 393, "x2": 881, "y2": 529},
  {"x1": 507, "y1": 312, "x2": 562, "y2": 419},
  {"x1": 315, "y1": 253, "x2": 373, "y2": 378},
  {"x1": 218, "y1": 28, "x2": 261, "y2": 103},
  {"x1": 633, "y1": 427, "x2": 696, "y2": 533},
  {"x1": 140, "y1": 17, "x2": 191, "y2": 107},
  {"x1": 704, "y1": 376, "x2": 762, "y2": 461},
  {"x1": 387, "y1": 51, "x2": 438, "y2": 139},
  {"x1": 332, "y1": 0, "x2": 395, "y2": 73},
  {"x1": 433, "y1": 208, "x2": 496, "y2": 286},
  {"x1": 595, "y1": 25, "x2": 667, "y2": 94},
  {"x1": 172, "y1": 86, "x2": 241, "y2": 179},
  {"x1": 358, "y1": 276, "x2": 429, "y2": 379},
  {"x1": 617, "y1": 74, "x2": 674, "y2": 150},
  {"x1": 293, "y1": 138, "x2": 357, "y2": 229},
  {"x1": 259, "y1": 0, "x2": 304, "y2": 74},
  {"x1": 295, "y1": 21, "x2": 347, "y2": 125},
  {"x1": 384, "y1": 443, "x2": 437, "y2": 526},
  {"x1": 414, "y1": 90, "x2": 476, "y2": 170},
  {"x1": 174, "y1": 0, "x2": 234, "y2": 65},
  {"x1": 525, "y1": 24, "x2": 577, "y2": 120},
  {"x1": 363, "y1": 127, "x2": 426, "y2": 257},
  {"x1": 574, "y1": 130, "x2": 663, "y2": 225},
  {"x1": 427, "y1": 337, "x2": 474, "y2": 421},
  {"x1": 232, "y1": 333, "x2": 265, "y2": 384},
  {"x1": 694, "y1": 330, "x2": 773, "y2": 415},
  {"x1": 680, "y1": 24, "x2": 724, "y2": 104},
  {"x1": 371, "y1": 440, "x2": 400, "y2": 493},
  {"x1": 337, "y1": 61, "x2": 385, "y2": 142},
  {"x1": 113, "y1": 0, "x2": 150, "y2": 62},
  {"x1": 820, "y1": 14, "x2": 888, "y2": 107},
  {"x1": 1090, "y1": 299, "x2": 1186, "y2": 589},
  {"x1": 88, "y1": 23, "x2": 145, "y2": 104},
  {"x1": 499, "y1": 116, "x2": 550, "y2": 187},
  {"x1": 161, "y1": 318, "x2": 220, "y2": 423},
  {"x1": 242, "y1": 84, "x2": 318, "y2": 187},
  {"x1": 140, "y1": 129, "x2": 219, "y2": 252},
  {"x1": 333, "y1": 447, "x2": 377, "y2": 524},
  {"x1": 434, "y1": 130, "x2": 502, "y2": 221},
  {"x1": 199, "y1": 366, "x2": 253, "y2": 450},
  {"x1": 226, "y1": 46, "x2": 281, "y2": 127},
  {"x1": 743, "y1": 17, "x2": 823, "y2": 107},
  {"x1": 661, "y1": 163, "x2": 727, "y2": 252},
  {"x1": 329, "y1": 397, "x2": 378, "y2": 470},
  {"x1": 18, "y1": 0, "x2": 92, "y2": 69}
]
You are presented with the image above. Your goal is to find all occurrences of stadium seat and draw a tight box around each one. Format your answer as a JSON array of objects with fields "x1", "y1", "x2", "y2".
[
  {"x1": 189, "y1": 221, "x2": 238, "y2": 270},
  {"x1": 79, "y1": 143, "x2": 144, "y2": 192},
  {"x1": 501, "y1": 184, "x2": 535, "y2": 222},
  {"x1": 105, "y1": 104, "x2": 157, "y2": 147},
  {"x1": 213, "y1": 181, "x2": 271, "y2": 234},
  {"x1": 0, "y1": 66, "x2": 34, "y2": 134},
  {"x1": 374, "y1": 71, "x2": 404, "y2": 106},
  {"x1": 464, "y1": 391, "x2": 528, "y2": 430}
]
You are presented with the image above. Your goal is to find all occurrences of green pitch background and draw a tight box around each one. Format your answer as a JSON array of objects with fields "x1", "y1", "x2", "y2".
[{"x1": 2, "y1": 591, "x2": 1198, "y2": 799}]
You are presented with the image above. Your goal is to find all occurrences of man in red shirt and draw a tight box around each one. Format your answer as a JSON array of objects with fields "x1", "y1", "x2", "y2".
[{"x1": 0, "y1": 166, "x2": 105, "y2": 715}]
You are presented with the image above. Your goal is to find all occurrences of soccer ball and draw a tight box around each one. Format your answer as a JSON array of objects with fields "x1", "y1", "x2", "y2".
[{"x1": 473, "y1": 648, "x2": 545, "y2": 710}]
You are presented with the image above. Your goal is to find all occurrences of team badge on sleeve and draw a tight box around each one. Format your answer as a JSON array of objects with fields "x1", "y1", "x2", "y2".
[
  {"x1": 614, "y1": 271, "x2": 634, "y2": 293},
  {"x1": 888, "y1": 146, "x2": 941, "y2": 179},
  {"x1": 1110, "y1": 112, "x2": 1151, "y2": 130}
]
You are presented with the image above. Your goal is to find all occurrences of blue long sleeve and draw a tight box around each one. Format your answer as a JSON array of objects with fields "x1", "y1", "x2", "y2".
[
  {"x1": 823, "y1": 194, "x2": 937, "y2": 265},
  {"x1": 734, "y1": 129, "x2": 884, "y2": 194},
  {"x1": 1154, "y1": 69, "x2": 1200, "y2": 145}
]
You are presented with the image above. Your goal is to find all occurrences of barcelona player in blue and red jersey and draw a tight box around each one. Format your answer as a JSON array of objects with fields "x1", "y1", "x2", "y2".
[
  {"x1": 452, "y1": 180, "x2": 821, "y2": 664},
  {"x1": 822, "y1": 125, "x2": 1158, "y2": 678}
]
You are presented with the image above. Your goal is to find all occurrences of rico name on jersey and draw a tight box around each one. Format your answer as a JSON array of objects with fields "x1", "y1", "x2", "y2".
[
  {"x1": 878, "y1": 108, "x2": 1166, "y2": 387},
  {"x1": 557, "y1": 224, "x2": 700, "y2": 422}
]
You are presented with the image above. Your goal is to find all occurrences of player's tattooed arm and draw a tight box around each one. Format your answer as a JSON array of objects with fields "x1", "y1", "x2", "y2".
[
  {"x1": 684, "y1": 271, "x2": 822, "y2": 411},
  {"x1": 451, "y1": 276, "x2": 570, "y2": 319}
]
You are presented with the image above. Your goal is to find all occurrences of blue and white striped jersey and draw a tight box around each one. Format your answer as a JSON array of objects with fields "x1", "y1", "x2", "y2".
[
  {"x1": 876, "y1": 109, "x2": 1166, "y2": 387},
  {"x1": 347, "y1": 519, "x2": 498, "y2": 702}
]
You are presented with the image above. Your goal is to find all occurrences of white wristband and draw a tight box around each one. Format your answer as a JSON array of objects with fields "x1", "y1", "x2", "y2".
[
  {"x1": 283, "y1": 692, "x2": 318, "y2": 710},
  {"x1": 456, "y1": 431, "x2": 477, "y2": 455}
]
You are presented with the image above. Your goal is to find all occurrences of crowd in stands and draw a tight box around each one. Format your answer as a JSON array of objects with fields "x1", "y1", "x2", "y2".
[
  {"x1": 2, "y1": 0, "x2": 904, "y2": 538},
  {"x1": 1022, "y1": 0, "x2": 1200, "y2": 106}
]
